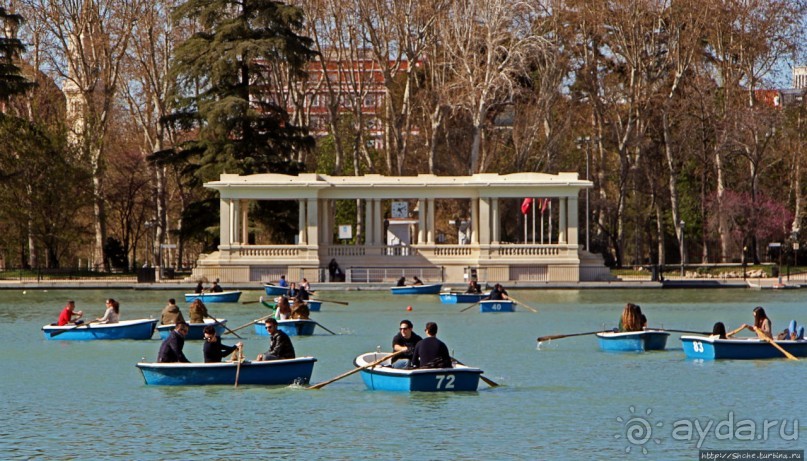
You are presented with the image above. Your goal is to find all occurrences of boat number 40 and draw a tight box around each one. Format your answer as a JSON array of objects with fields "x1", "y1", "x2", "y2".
[
  {"x1": 435, "y1": 374, "x2": 455, "y2": 389},
  {"x1": 691, "y1": 341, "x2": 705, "y2": 352},
  {"x1": 490, "y1": 304, "x2": 502, "y2": 311}
]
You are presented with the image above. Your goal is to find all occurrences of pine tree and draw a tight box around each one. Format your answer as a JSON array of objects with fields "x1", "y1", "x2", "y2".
[
  {"x1": 167, "y1": 0, "x2": 316, "y2": 183},
  {"x1": 0, "y1": 7, "x2": 33, "y2": 108}
]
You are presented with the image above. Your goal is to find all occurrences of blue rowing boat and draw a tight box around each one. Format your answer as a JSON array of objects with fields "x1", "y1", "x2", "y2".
[
  {"x1": 353, "y1": 352, "x2": 483, "y2": 392},
  {"x1": 439, "y1": 292, "x2": 489, "y2": 304},
  {"x1": 479, "y1": 300, "x2": 516, "y2": 313},
  {"x1": 156, "y1": 318, "x2": 227, "y2": 340},
  {"x1": 264, "y1": 284, "x2": 290, "y2": 296},
  {"x1": 390, "y1": 283, "x2": 443, "y2": 295},
  {"x1": 253, "y1": 319, "x2": 318, "y2": 336},
  {"x1": 136, "y1": 357, "x2": 317, "y2": 386},
  {"x1": 680, "y1": 335, "x2": 807, "y2": 360},
  {"x1": 42, "y1": 319, "x2": 157, "y2": 340},
  {"x1": 183, "y1": 290, "x2": 242, "y2": 303},
  {"x1": 596, "y1": 330, "x2": 670, "y2": 352}
]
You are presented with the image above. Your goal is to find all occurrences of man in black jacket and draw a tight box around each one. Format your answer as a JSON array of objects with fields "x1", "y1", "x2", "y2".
[
  {"x1": 411, "y1": 322, "x2": 452, "y2": 369},
  {"x1": 158, "y1": 321, "x2": 190, "y2": 363},
  {"x1": 202, "y1": 325, "x2": 242, "y2": 362},
  {"x1": 256, "y1": 318, "x2": 295, "y2": 361}
]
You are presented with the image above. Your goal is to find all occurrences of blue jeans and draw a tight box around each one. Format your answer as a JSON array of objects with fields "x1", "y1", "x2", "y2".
[{"x1": 392, "y1": 359, "x2": 410, "y2": 369}]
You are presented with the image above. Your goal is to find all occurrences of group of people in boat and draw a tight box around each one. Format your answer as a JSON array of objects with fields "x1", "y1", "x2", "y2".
[
  {"x1": 156, "y1": 317, "x2": 294, "y2": 364},
  {"x1": 194, "y1": 279, "x2": 224, "y2": 294},
  {"x1": 391, "y1": 319, "x2": 453, "y2": 369},
  {"x1": 618, "y1": 302, "x2": 804, "y2": 341},
  {"x1": 396, "y1": 276, "x2": 424, "y2": 286},
  {"x1": 56, "y1": 298, "x2": 121, "y2": 326},
  {"x1": 707, "y1": 306, "x2": 804, "y2": 340}
]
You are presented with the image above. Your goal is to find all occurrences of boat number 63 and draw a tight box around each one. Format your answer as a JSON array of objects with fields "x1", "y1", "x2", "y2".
[
  {"x1": 691, "y1": 341, "x2": 704, "y2": 352},
  {"x1": 435, "y1": 374, "x2": 455, "y2": 389}
]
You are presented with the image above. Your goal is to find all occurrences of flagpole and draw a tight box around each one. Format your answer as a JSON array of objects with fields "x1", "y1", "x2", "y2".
[
  {"x1": 540, "y1": 199, "x2": 544, "y2": 244},
  {"x1": 531, "y1": 198, "x2": 536, "y2": 244},
  {"x1": 548, "y1": 199, "x2": 553, "y2": 244}
]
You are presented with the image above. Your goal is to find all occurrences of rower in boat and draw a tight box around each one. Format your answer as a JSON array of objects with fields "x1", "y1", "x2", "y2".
[
  {"x1": 160, "y1": 298, "x2": 185, "y2": 325},
  {"x1": 726, "y1": 306, "x2": 773, "y2": 338},
  {"x1": 617, "y1": 303, "x2": 644, "y2": 332},
  {"x1": 484, "y1": 283, "x2": 509, "y2": 301},
  {"x1": 56, "y1": 300, "x2": 84, "y2": 326}
]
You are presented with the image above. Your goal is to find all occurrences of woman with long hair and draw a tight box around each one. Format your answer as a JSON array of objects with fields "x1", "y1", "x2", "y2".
[
  {"x1": 618, "y1": 303, "x2": 643, "y2": 332},
  {"x1": 96, "y1": 298, "x2": 120, "y2": 324}
]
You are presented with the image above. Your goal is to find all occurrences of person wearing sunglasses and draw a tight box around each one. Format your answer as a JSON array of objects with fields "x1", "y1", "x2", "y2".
[{"x1": 391, "y1": 319, "x2": 422, "y2": 369}]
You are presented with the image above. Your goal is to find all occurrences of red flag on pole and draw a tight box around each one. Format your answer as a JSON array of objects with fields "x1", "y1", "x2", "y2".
[
  {"x1": 540, "y1": 198, "x2": 549, "y2": 214},
  {"x1": 521, "y1": 198, "x2": 533, "y2": 215}
]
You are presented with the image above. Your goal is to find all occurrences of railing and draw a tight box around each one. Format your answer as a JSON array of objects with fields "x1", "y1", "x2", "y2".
[
  {"x1": 232, "y1": 246, "x2": 301, "y2": 257},
  {"x1": 0, "y1": 267, "x2": 138, "y2": 282},
  {"x1": 347, "y1": 266, "x2": 444, "y2": 283}
]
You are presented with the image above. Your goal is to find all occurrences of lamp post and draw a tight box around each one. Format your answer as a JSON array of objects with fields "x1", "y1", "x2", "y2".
[
  {"x1": 789, "y1": 230, "x2": 799, "y2": 281},
  {"x1": 742, "y1": 245, "x2": 747, "y2": 279},
  {"x1": 679, "y1": 220, "x2": 685, "y2": 277},
  {"x1": 575, "y1": 136, "x2": 591, "y2": 251},
  {"x1": 144, "y1": 220, "x2": 156, "y2": 268}
]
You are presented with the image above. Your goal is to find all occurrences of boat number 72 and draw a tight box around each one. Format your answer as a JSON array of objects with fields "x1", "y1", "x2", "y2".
[
  {"x1": 435, "y1": 374, "x2": 455, "y2": 389},
  {"x1": 692, "y1": 341, "x2": 704, "y2": 353}
]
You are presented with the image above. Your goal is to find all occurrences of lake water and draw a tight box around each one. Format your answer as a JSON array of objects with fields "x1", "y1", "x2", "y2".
[{"x1": 1, "y1": 288, "x2": 805, "y2": 460}]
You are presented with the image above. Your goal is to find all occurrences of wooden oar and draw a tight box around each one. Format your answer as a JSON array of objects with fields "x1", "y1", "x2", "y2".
[
  {"x1": 313, "y1": 321, "x2": 336, "y2": 335},
  {"x1": 536, "y1": 330, "x2": 610, "y2": 342},
  {"x1": 234, "y1": 345, "x2": 244, "y2": 388},
  {"x1": 507, "y1": 295, "x2": 538, "y2": 313},
  {"x1": 312, "y1": 298, "x2": 349, "y2": 306},
  {"x1": 241, "y1": 300, "x2": 260, "y2": 305},
  {"x1": 459, "y1": 300, "x2": 483, "y2": 313},
  {"x1": 227, "y1": 314, "x2": 275, "y2": 334},
  {"x1": 308, "y1": 350, "x2": 407, "y2": 390},
  {"x1": 755, "y1": 328, "x2": 798, "y2": 360},
  {"x1": 452, "y1": 357, "x2": 499, "y2": 388},
  {"x1": 51, "y1": 321, "x2": 96, "y2": 338},
  {"x1": 206, "y1": 315, "x2": 243, "y2": 339},
  {"x1": 661, "y1": 329, "x2": 712, "y2": 335}
]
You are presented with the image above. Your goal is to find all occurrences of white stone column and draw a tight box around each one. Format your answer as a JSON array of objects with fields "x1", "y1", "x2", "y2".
[
  {"x1": 567, "y1": 196, "x2": 579, "y2": 246},
  {"x1": 559, "y1": 197, "x2": 568, "y2": 244},
  {"x1": 417, "y1": 198, "x2": 426, "y2": 244},
  {"x1": 373, "y1": 199, "x2": 383, "y2": 245},
  {"x1": 241, "y1": 200, "x2": 249, "y2": 244},
  {"x1": 427, "y1": 198, "x2": 435, "y2": 244},
  {"x1": 479, "y1": 197, "x2": 491, "y2": 244},
  {"x1": 470, "y1": 198, "x2": 479, "y2": 245},
  {"x1": 306, "y1": 198, "x2": 318, "y2": 246},
  {"x1": 298, "y1": 200, "x2": 307, "y2": 244},
  {"x1": 491, "y1": 198, "x2": 500, "y2": 244},
  {"x1": 231, "y1": 199, "x2": 241, "y2": 244},
  {"x1": 365, "y1": 199, "x2": 374, "y2": 245},
  {"x1": 219, "y1": 198, "x2": 231, "y2": 246}
]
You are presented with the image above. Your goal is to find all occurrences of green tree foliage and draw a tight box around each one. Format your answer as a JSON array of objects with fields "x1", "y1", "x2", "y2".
[
  {"x1": 167, "y1": 0, "x2": 315, "y2": 181},
  {"x1": 159, "y1": 0, "x2": 317, "y2": 244},
  {"x1": 0, "y1": 116, "x2": 91, "y2": 268},
  {"x1": 0, "y1": 8, "x2": 34, "y2": 105}
]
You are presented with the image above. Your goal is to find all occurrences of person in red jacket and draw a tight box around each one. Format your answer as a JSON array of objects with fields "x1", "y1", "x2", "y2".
[{"x1": 57, "y1": 300, "x2": 83, "y2": 326}]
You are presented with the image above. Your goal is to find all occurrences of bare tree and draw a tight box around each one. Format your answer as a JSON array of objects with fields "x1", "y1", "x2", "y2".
[{"x1": 20, "y1": 0, "x2": 143, "y2": 271}]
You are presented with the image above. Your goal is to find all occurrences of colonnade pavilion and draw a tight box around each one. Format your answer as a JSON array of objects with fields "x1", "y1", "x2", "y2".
[{"x1": 189, "y1": 172, "x2": 610, "y2": 284}]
